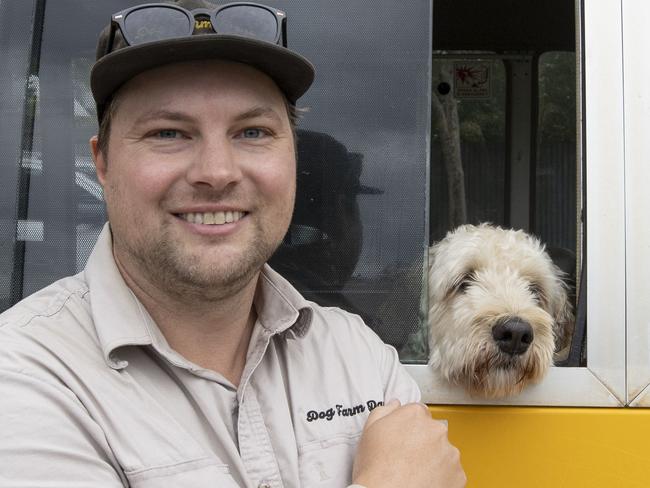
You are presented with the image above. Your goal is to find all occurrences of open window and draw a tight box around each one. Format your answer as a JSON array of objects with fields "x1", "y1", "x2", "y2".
[{"x1": 409, "y1": 0, "x2": 626, "y2": 406}]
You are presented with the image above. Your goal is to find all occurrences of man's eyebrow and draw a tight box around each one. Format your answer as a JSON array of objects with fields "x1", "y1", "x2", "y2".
[
  {"x1": 131, "y1": 107, "x2": 284, "y2": 126},
  {"x1": 132, "y1": 109, "x2": 196, "y2": 126},
  {"x1": 234, "y1": 106, "x2": 284, "y2": 123}
]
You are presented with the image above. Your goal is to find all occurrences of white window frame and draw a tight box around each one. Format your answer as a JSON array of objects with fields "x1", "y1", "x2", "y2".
[
  {"x1": 407, "y1": 0, "x2": 627, "y2": 407},
  {"x1": 623, "y1": 0, "x2": 650, "y2": 407}
]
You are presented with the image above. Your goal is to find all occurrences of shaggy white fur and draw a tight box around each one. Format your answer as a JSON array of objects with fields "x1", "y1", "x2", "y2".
[{"x1": 428, "y1": 224, "x2": 574, "y2": 398}]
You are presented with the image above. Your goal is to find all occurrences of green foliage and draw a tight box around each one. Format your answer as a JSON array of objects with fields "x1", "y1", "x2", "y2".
[{"x1": 538, "y1": 52, "x2": 577, "y2": 142}]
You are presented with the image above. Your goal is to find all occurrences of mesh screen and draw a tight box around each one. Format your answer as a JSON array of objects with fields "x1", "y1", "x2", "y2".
[
  {"x1": 0, "y1": 0, "x2": 40, "y2": 312},
  {"x1": 267, "y1": 0, "x2": 431, "y2": 360},
  {"x1": 0, "y1": 0, "x2": 432, "y2": 362}
]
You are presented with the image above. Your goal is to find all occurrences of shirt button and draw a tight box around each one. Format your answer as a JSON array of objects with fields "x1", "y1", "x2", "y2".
[{"x1": 258, "y1": 483, "x2": 272, "y2": 488}]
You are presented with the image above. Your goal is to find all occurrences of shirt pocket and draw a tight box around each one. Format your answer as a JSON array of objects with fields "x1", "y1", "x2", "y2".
[
  {"x1": 125, "y1": 458, "x2": 239, "y2": 488},
  {"x1": 297, "y1": 432, "x2": 362, "y2": 487}
]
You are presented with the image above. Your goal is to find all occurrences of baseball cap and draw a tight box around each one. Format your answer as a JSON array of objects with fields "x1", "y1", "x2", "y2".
[{"x1": 90, "y1": 0, "x2": 315, "y2": 121}]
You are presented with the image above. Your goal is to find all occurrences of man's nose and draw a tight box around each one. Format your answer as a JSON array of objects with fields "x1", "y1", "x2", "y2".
[{"x1": 185, "y1": 136, "x2": 243, "y2": 189}]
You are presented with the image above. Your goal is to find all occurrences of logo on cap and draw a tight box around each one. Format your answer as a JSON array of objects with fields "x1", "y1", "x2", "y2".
[{"x1": 194, "y1": 16, "x2": 213, "y2": 33}]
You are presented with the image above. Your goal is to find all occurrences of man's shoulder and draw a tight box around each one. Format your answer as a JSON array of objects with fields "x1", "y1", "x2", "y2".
[
  {"x1": 0, "y1": 273, "x2": 90, "y2": 331},
  {"x1": 0, "y1": 273, "x2": 99, "y2": 371},
  {"x1": 299, "y1": 301, "x2": 391, "y2": 360},
  {"x1": 260, "y1": 265, "x2": 382, "y2": 346},
  {"x1": 279, "y1": 300, "x2": 421, "y2": 405},
  {"x1": 307, "y1": 301, "x2": 367, "y2": 330}
]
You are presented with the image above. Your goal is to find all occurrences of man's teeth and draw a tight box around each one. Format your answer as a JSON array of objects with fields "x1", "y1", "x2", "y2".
[{"x1": 181, "y1": 211, "x2": 245, "y2": 225}]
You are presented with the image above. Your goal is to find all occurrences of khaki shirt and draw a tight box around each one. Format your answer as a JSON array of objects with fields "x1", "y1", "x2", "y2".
[{"x1": 0, "y1": 225, "x2": 419, "y2": 487}]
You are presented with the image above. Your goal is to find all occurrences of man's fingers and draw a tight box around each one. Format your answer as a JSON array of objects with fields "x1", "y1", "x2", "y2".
[
  {"x1": 364, "y1": 399, "x2": 401, "y2": 428},
  {"x1": 353, "y1": 400, "x2": 466, "y2": 488},
  {"x1": 415, "y1": 402, "x2": 431, "y2": 414}
]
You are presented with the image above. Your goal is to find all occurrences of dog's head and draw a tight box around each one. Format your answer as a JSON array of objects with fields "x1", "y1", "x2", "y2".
[{"x1": 428, "y1": 224, "x2": 574, "y2": 398}]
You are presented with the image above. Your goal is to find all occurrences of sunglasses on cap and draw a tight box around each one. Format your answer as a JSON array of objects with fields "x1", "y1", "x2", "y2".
[{"x1": 106, "y1": 2, "x2": 287, "y2": 53}]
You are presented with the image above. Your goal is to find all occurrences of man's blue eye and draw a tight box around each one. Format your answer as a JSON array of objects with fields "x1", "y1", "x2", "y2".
[
  {"x1": 242, "y1": 128, "x2": 263, "y2": 138},
  {"x1": 157, "y1": 130, "x2": 178, "y2": 139}
]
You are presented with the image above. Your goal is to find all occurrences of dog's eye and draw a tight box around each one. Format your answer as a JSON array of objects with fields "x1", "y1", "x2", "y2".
[
  {"x1": 528, "y1": 282, "x2": 543, "y2": 301},
  {"x1": 454, "y1": 274, "x2": 474, "y2": 293}
]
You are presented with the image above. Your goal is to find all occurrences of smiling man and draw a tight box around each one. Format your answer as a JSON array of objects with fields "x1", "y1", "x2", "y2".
[
  {"x1": 0, "y1": 1, "x2": 464, "y2": 487},
  {"x1": 91, "y1": 61, "x2": 298, "y2": 386}
]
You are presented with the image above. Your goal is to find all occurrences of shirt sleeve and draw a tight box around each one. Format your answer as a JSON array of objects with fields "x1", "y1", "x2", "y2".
[
  {"x1": 339, "y1": 308, "x2": 422, "y2": 405},
  {"x1": 0, "y1": 368, "x2": 126, "y2": 487},
  {"x1": 379, "y1": 341, "x2": 422, "y2": 404}
]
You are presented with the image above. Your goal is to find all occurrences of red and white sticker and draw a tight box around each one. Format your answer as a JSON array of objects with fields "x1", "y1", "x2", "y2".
[{"x1": 453, "y1": 62, "x2": 491, "y2": 99}]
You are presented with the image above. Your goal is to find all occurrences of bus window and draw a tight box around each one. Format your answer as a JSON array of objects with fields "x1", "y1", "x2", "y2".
[{"x1": 0, "y1": 0, "x2": 434, "y2": 364}]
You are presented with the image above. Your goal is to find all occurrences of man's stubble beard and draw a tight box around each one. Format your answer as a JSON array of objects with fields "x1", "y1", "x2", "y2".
[{"x1": 117, "y1": 217, "x2": 285, "y2": 303}]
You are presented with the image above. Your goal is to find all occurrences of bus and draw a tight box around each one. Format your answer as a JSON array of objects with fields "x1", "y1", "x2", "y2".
[{"x1": 1, "y1": 0, "x2": 648, "y2": 485}]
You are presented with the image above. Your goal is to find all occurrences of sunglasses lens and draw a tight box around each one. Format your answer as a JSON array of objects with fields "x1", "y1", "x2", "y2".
[
  {"x1": 124, "y1": 7, "x2": 191, "y2": 44},
  {"x1": 213, "y1": 6, "x2": 278, "y2": 43}
]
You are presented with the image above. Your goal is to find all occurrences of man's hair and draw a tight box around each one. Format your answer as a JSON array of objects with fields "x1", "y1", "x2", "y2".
[{"x1": 96, "y1": 93, "x2": 303, "y2": 156}]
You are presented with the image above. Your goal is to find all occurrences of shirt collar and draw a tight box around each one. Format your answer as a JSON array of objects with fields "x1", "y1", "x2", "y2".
[
  {"x1": 255, "y1": 264, "x2": 313, "y2": 338},
  {"x1": 84, "y1": 224, "x2": 155, "y2": 369},
  {"x1": 84, "y1": 223, "x2": 313, "y2": 369}
]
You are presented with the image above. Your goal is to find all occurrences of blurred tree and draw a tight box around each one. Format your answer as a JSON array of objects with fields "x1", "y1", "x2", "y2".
[{"x1": 538, "y1": 52, "x2": 577, "y2": 143}]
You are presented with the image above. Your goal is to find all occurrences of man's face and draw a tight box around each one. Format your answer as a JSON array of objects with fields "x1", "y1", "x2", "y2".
[{"x1": 90, "y1": 60, "x2": 296, "y2": 300}]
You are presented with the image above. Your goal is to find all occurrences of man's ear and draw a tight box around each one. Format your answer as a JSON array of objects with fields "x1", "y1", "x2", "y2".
[{"x1": 89, "y1": 135, "x2": 107, "y2": 186}]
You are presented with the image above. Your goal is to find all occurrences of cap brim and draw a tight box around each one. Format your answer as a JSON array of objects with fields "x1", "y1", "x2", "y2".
[{"x1": 91, "y1": 35, "x2": 315, "y2": 115}]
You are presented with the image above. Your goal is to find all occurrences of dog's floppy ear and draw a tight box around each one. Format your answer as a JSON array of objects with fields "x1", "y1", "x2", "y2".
[
  {"x1": 544, "y1": 247, "x2": 577, "y2": 357},
  {"x1": 427, "y1": 242, "x2": 442, "y2": 300},
  {"x1": 550, "y1": 279, "x2": 575, "y2": 355}
]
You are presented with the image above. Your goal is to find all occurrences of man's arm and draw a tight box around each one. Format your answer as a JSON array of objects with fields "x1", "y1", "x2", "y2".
[
  {"x1": 351, "y1": 399, "x2": 466, "y2": 488},
  {"x1": 0, "y1": 369, "x2": 125, "y2": 487},
  {"x1": 346, "y1": 327, "x2": 465, "y2": 487}
]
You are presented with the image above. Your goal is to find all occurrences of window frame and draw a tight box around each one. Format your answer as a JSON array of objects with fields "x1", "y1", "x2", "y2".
[{"x1": 623, "y1": 0, "x2": 650, "y2": 407}]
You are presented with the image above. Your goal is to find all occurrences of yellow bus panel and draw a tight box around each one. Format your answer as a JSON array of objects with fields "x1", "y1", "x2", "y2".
[{"x1": 429, "y1": 406, "x2": 650, "y2": 487}]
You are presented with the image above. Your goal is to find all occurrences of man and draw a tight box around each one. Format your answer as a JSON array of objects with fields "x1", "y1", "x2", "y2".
[{"x1": 0, "y1": 1, "x2": 465, "y2": 487}]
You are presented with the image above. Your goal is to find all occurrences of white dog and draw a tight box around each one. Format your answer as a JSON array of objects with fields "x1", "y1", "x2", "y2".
[{"x1": 428, "y1": 224, "x2": 574, "y2": 398}]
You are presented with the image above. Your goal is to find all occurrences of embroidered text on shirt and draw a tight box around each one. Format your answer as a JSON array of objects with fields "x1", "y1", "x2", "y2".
[{"x1": 306, "y1": 400, "x2": 383, "y2": 422}]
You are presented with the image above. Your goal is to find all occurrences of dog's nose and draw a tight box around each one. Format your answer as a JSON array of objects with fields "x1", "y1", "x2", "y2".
[{"x1": 492, "y1": 319, "x2": 534, "y2": 355}]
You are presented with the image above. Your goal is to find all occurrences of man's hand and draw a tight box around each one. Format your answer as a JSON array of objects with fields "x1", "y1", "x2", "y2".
[{"x1": 352, "y1": 399, "x2": 466, "y2": 488}]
